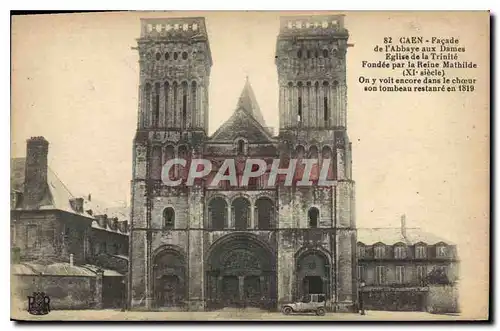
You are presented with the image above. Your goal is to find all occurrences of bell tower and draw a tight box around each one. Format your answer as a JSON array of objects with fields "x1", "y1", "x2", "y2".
[
  {"x1": 275, "y1": 15, "x2": 349, "y2": 131},
  {"x1": 274, "y1": 15, "x2": 357, "y2": 312},
  {"x1": 129, "y1": 17, "x2": 212, "y2": 310},
  {"x1": 136, "y1": 17, "x2": 212, "y2": 134}
]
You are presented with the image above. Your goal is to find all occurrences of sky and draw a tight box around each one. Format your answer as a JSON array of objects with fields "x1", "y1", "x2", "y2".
[{"x1": 11, "y1": 14, "x2": 489, "y2": 309}]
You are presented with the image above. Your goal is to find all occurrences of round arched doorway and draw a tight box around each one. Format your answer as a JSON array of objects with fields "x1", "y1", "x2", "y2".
[
  {"x1": 206, "y1": 234, "x2": 276, "y2": 310},
  {"x1": 295, "y1": 249, "x2": 331, "y2": 300},
  {"x1": 152, "y1": 247, "x2": 186, "y2": 308}
]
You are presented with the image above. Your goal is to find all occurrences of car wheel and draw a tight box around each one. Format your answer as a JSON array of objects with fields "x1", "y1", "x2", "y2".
[
  {"x1": 316, "y1": 307, "x2": 325, "y2": 316},
  {"x1": 282, "y1": 306, "x2": 292, "y2": 315}
]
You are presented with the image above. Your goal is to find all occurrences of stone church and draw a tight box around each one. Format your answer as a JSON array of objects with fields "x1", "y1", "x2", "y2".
[{"x1": 129, "y1": 15, "x2": 356, "y2": 312}]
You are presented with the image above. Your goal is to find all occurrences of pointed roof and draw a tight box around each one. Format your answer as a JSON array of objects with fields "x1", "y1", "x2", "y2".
[{"x1": 236, "y1": 77, "x2": 266, "y2": 127}]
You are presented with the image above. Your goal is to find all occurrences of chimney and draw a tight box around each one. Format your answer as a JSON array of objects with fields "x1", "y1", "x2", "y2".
[
  {"x1": 23, "y1": 137, "x2": 49, "y2": 209},
  {"x1": 88, "y1": 193, "x2": 92, "y2": 202},
  {"x1": 69, "y1": 253, "x2": 74, "y2": 267},
  {"x1": 401, "y1": 214, "x2": 407, "y2": 238}
]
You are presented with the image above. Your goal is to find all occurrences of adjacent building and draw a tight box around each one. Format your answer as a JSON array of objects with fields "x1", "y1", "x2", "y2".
[
  {"x1": 129, "y1": 15, "x2": 356, "y2": 312},
  {"x1": 11, "y1": 136, "x2": 130, "y2": 309},
  {"x1": 357, "y1": 215, "x2": 459, "y2": 313}
]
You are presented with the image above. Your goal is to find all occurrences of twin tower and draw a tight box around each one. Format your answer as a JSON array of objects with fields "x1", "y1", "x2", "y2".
[{"x1": 129, "y1": 15, "x2": 356, "y2": 312}]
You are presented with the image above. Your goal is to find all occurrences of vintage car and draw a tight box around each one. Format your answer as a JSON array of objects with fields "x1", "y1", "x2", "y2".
[{"x1": 281, "y1": 293, "x2": 326, "y2": 316}]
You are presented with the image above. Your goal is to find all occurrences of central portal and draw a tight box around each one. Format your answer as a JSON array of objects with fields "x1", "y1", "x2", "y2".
[{"x1": 206, "y1": 233, "x2": 276, "y2": 310}]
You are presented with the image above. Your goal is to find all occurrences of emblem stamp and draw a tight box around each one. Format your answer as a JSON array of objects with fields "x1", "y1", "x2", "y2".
[{"x1": 27, "y1": 292, "x2": 51, "y2": 315}]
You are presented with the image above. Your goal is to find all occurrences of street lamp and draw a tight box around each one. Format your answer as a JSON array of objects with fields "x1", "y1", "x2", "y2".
[{"x1": 359, "y1": 280, "x2": 366, "y2": 315}]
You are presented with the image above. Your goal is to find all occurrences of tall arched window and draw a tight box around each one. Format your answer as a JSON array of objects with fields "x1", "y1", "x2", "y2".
[
  {"x1": 153, "y1": 83, "x2": 160, "y2": 127},
  {"x1": 191, "y1": 81, "x2": 197, "y2": 127},
  {"x1": 164, "y1": 81, "x2": 170, "y2": 125},
  {"x1": 182, "y1": 82, "x2": 188, "y2": 129},
  {"x1": 321, "y1": 146, "x2": 334, "y2": 180},
  {"x1": 143, "y1": 83, "x2": 152, "y2": 128},
  {"x1": 208, "y1": 197, "x2": 227, "y2": 229},
  {"x1": 256, "y1": 197, "x2": 274, "y2": 229},
  {"x1": 237, "y1": 139, "x2": 245, "y2": 155},
  {"x1": 172, "y1": 82, "x2": 178, "y2": 126},
  {"x1": 163, "y1": 207, "x2": 175, "y2": 229},
  {"x1": 308, "y1": 207, "x2": 319, "y2": 228},
  {"x1": 232, "y1": 197, "x2": 251, "y2": 230},
  {"x1": 297, "y1": 82, "x2": 303, "y2": 124},
  {"x1": 178, "y1": 145, "x2": 188, "y2": 180},
  {"x1": 323, "y1": 81, "x2": 329, "y2": 127},
  {"x1": 163, "y1": 145, "x2": 176, "y2": 181},
  {"x1": 151, "y1": 146, "x2": 162, "y2": 180}
]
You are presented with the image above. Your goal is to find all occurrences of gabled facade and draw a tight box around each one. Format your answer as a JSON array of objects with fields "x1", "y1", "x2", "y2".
[{"x1": 129, "y1": 15, "x2": 356, "y2": 312}]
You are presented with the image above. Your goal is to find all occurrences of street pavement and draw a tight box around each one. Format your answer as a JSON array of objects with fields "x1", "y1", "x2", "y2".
[{"x1": 12, "y1": 308, "x2": 464, "y2": 321}]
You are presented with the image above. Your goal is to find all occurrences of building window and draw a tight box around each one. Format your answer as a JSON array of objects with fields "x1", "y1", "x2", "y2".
[
  {"x1": 237, "y1": 139, "x2": 245, "y2": 155},
  {"x1": 357, "y1": 245, "x2": 366, "y2": 258},
  {"x1": 394, "y1": 245, "x2": 406, "y2": 259},
  {"x1": 323, "y1": 49, "x2": 329, "y2": 58},
  {"x1": 357, "y1": 265, "x2": 365, "y2": 281},
  {"x1": 191, "y1": 81, "x2": 197, "y2": 126},
  {"x1": 323, "y1": 96, "x2": 329, "y2": 125},
  {"x1": 163, "y1": 207, "x2": 175, "y2": 229},
  {"x1": 375, "y1": 266, "x2": 385, "y2": 285},
  {"x1": 436, "y1": 245, "x2": 447, "y2": 257},
  {"x1": 297, "y1": 96, "x2": 302, "y2": 123},
  {"x1": 415, "y1": 245, "x2": 427, "y2": 259},
  {"x1": 153, "y1": 83, "x2": 160, "y2": 127},
  {"x1": 396, "y1": 266, "x2": 405, "y2": 284},
  {"x1": 416, "y1": 265, "x2": 426, "y2": 283},
  {"x1": 308, "y1": 207, "x2": 319, "y2": 228},
  {"x1": 374, "y1": 245, "x2": 385, "y2": 259},
  {"x1": 26, "y1": 225, "x2": 38, "y2": 249},
  {"x1": 182, "y1": 82, "x2": 188, "y2": 129}
]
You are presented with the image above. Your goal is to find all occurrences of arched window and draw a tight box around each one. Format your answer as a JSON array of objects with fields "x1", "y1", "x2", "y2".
[
  {"x1": 394, "y1": 244, "x2": 407, "y2": 259},
  {"x1": 143, "y1": 83, "x2": 151, "y2": 128},
  {"x1": 297, "y1": 50, "x2": 302, "y2": 58},
  {"x1": 374, "y1": 244, "x2": 386, "y2": 259},
  {"x1": 164, "y1": 81, "x2": 170, "y2": 124},
  {"x1": 163, "y1": 207, "x2": 175, "y2": 229},
  {"x1": 321, "y1": 146, "x2": 334, "y2": 180},
  {"x1": 153, "y1": 83, "x2": 160, "y2": 127},
  {"x1": 323, "y1": 96, "x2": 329, "y2": 125},
  {"x1": 182, "y1": 82, "x2": 188, "y2": 129},
  {"x1": 191, "y1": 81, "x2": 197, "y2": 127},
  {"x1": 178, "y1": 145, "x2": 189, "y2": 180},
  {"x1": 308, "y1": 207, "x2": 319, "y2": 228},
  {"x1": 237, "y1": 139, "x2": 245, "y2": 155},
  {"x1": 208, "y1": 197, "x2": 227, "y2": 229},
  {"x1": 172, "y1": 82, "x2": 178, "y2": 126},
  {"x1": 322, "y1": 49, "x2": 329, "y2": 58},
  {"x1": 151, "y1": 146, "x2": 162, "y2": 180},
  {"x1": 308, "y1": 146, "x2": 319, "y2": 183},
  {"x1": 232, "y1": 197, "x2": 251, "y2": 230},
  {"x1": 297, "y1": 82, "x2": 303, "y2": 124},
  {"x1": 256, "y1": 197, "x2": 274, "y2": 229}
]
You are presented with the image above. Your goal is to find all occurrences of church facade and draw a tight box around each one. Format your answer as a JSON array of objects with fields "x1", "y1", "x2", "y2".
[{"x1": 128, "y1": 15, "x2": 357, "y2": 312}]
